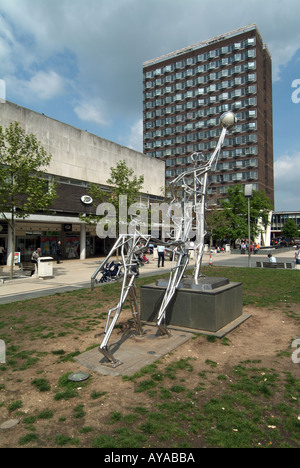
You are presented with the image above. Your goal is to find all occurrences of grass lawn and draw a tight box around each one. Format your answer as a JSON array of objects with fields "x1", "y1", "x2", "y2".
[{"x1": 0, "y1": 266, "x2": 299, "y2": 448}]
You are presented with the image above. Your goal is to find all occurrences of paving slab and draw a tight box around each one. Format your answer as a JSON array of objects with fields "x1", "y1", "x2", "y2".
[{"x1": 75, "y1": 325, "x2": 193, "y2": 377}]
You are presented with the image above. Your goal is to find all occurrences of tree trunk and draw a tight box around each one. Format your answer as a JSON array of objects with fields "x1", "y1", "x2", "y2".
[{"x1": 9, "y1": 212, "x2": 15, "y2": 280}]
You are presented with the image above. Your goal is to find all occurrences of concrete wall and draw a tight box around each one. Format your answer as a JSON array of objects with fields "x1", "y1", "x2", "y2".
[{"x1": 0, "y1": 101, "x2": 165, "y2": 197}]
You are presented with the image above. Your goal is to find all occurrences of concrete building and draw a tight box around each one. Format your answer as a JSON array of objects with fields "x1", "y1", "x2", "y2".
[
  {"x1": 143, "y1": 24, "x2": 274, "y2": 206},
  {"x1": 0, "y1": 101, "x2": 165, "y2": 263},
  {"x1": 271, "y1": 211, "x2": 300, "y2": 243}
]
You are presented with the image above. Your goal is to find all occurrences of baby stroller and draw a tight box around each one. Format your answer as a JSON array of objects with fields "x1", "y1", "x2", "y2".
[{"x1": 98, "y1": 261, "x2": 122, "y2": 283}]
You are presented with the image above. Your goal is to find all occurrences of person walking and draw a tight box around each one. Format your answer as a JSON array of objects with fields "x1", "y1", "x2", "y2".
[
  {"x1": 0, "y1": 244, "x2": 4, "y2": 264},
  {"x1": 31, "y1": 248, "x2": 41, "y2": 276},
  {"x1": 56, "y1": 241, "x2": 62, "y2": 264},
  {"x1": 295, "y1": 247, "x2": 300, "y2": 265},
  {"x1": 157, "y1": 244, "x2": 165, "y2": 267}
]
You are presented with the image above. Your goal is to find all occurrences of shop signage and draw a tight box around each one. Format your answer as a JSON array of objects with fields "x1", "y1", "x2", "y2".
[{"x1": 14, "y1": 252, "x2": 21, "y2": 264}]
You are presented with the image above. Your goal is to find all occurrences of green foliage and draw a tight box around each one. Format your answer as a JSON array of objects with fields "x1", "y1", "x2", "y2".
[
  {"x1": 31, "y1": 378, "x2": 51, "y2": 392},
  {"x1": 209, "y1": 184, "x2": 273, "y2": 242},
  {"x1": 106, "y1": 160, "x2": 144, "y2": 207},
  {"x1": 81, "y1": 159, "x2": 144, "y2": 230},
  {"x1": 0, "y1": 121, "x2": 56, "y2": 278},
  {"x1": 0, "y1": 121, "x2": 56, "y2": 221},
  {"x1": 281, "y1": 218, "x2": 299, "y2": 240}
]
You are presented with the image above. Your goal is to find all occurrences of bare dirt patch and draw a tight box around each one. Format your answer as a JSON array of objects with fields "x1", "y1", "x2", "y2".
[{"x1": 0, "y1": 287, "x2": 299, "y2": 448}]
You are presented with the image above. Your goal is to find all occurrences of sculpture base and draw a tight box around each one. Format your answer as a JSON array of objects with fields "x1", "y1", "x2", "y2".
[
  {"x1": 140, "y1": 276, "x2": 244, "y2": 334},
  {"x1": 156, "y1": 276, "x2": 230, "y2": 291}
]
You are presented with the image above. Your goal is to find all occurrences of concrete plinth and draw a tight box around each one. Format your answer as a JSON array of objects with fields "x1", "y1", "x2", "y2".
[{"x1": 140, "y1": 276, "x2": 245, "y2": 334}]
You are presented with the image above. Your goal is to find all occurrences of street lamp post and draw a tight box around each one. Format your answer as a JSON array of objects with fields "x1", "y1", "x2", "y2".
[{"x1": 244, "y1": 184, "x2": 253, "y2": 268}]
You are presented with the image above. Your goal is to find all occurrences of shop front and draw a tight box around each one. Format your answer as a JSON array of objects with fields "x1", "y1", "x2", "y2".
[
  {"x1": 1, "y1": 216, "x2": 102, "y2": 264},
  {"x1": 2, "y1": 214, "x2": 125, "y2": 265}
]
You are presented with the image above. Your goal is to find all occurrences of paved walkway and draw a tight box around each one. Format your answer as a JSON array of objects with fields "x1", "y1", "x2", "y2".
[
  {"x1": 0, "y1": 249, "x2": 297, "y2": 305},
  {"x1": 0, "y1": 255, "x2": 174, "y2": 304}
]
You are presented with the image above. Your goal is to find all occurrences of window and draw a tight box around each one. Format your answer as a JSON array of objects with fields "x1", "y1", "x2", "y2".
[
  {"x1": 164, "y1": 65, "x2": 173, "y2": 73},
  {"x1": 220, "y1": 92, "x2": 229, "y2": 101},
  {"x1": 248, "y1": 61, "x2": 256, "y2": 70},
  {"x1": 221, "y1": 46, "x2": 229, "y2": 54},
  {"x1": 246, "y1": 38, "x2": 256, "y2": 47},
  {"x1": 233, "y1": 65, "x2": 242, "y2": 74}
]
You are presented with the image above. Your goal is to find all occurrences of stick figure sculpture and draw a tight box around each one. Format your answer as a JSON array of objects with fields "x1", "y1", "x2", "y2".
[
  {"x1": 153, "y1": 111, "x2": 236, "y2": 335},
  {"x1": 91, "y1": 229, "x2": 151, "y2": 366},
  {"x1": 91, "y1": 111, "x2": 236, "y2": 365}
]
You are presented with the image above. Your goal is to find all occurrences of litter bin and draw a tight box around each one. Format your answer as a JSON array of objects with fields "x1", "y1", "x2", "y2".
[{"x1": 38, "y1": 257, "x2": 54, "y2": 278}]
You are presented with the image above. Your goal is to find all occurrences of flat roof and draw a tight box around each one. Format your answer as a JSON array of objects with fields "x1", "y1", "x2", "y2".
[{"x1": 143, "y1": 23, "x2": 262, "y2": 67}]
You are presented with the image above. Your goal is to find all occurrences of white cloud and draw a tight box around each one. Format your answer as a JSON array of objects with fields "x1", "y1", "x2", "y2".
[
  {"x1": 1, "y1": 0, "x2": 300, "y2": 200},
  {"x1": 123, "y1": 119, "x2": 143, "y2": 152},
  {"x1": 8, "y1": 70, "x2": 66, "y2": 102},
  {"x1": 74, "y1": 98, "x2": 110, "y2": 127},
  {"x1": 2, "y1": 0, "x2": 300, "y2": 113},
  {"x1": 25, "y1": 71, "x2": 65, "y2": 100},
  {"x1": 274, "y1": 153, "x2": 300, "y2": 211}
]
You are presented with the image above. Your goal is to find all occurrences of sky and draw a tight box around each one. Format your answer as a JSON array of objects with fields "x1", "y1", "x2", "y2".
[{"x1": 0, "y1": 0, "x2": 299, "y2": 212}]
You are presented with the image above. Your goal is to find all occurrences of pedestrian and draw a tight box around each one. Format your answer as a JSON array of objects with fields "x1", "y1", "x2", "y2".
[
  {"x1": 295, "y1": 247, "x2": 300, "y2": 265},
  {"x1": 157, "y1": 244, "x2": 165, "y2": 267},
  {"x1": 56, "y1": 241, "x2": 62, "y2": 264},
  {"x1": 268, "y1": 253, "x2": 276, "y2": 263},
  {"x1": 0, "y1": 244, "x2": 4, "y2": 265},
  {"x1": 240, "y1": 242, "x2": 246, "y2": 254},
  {"x1": 31, "y1": 247, "x2": 41, "y2": 276}
]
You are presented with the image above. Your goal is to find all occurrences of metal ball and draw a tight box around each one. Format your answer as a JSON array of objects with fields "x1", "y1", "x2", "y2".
[{"x1": 220, "y1": 111, "x2": 236, "y2": 129}]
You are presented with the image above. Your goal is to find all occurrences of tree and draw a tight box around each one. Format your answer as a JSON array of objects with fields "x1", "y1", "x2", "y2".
[
  {"x1": 219, "y1": 185, "x2": 248, "y2": 242},
  {"x1": 281, "y1": 219, "x2": 299, "y2": 242},
  {"x1": 82, "y1": 160, "x2": 144, "y2": 237},
  {"x1": 211, "y1": 185, "x2": 273, "y2": 245},
  {"x1": 205, "y1": 206, "x2": 231, "y2": 248},
  {"x1": 0, "y1": 122, "x2": 57, "y2": 278}
]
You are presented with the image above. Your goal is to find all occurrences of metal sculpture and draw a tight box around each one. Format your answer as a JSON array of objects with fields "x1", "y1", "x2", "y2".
[
  {"x1": 91, "y1": 111, "x2": 236, "y2": 366},
  {"x1": 91, "y1": 229, "x2": 151, "y2": 366},
  {"x1": 153, "y1": 111, "x2": 236, "y2": 335}
]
